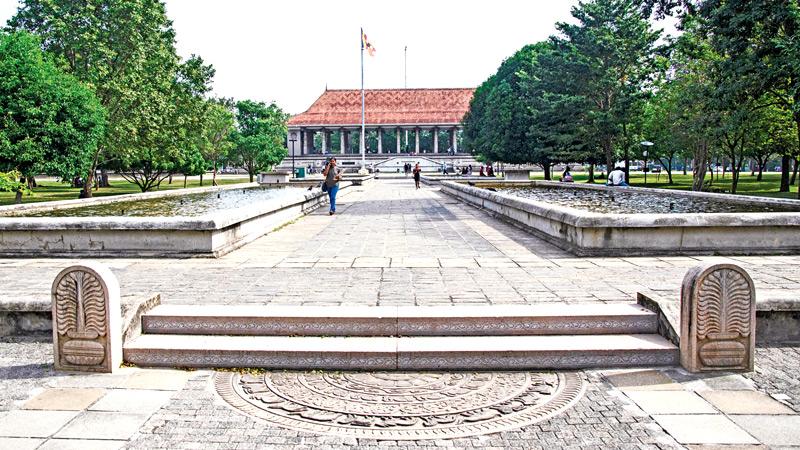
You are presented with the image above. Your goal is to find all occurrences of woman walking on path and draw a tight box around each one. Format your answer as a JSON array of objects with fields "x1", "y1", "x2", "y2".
[
  {"x1": 413, "y1": 162, "x2": 421, "y2": 189},
  {"x1": 322, "y1": 157, "x2": 342, "y2": 215}
]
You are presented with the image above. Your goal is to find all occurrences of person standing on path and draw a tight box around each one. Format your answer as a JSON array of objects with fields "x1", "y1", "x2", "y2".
[
  {"x1": 413, "y1": 162, "x2": 421, "y2": 189},
  {"x1": 322, "y1": 157, "x2": 342, "y2": 215}
]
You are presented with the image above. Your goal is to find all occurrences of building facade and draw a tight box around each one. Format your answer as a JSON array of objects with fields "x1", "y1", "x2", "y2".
[{"x1": 285, "y1": 88, "x2": 474, "y2": 159}]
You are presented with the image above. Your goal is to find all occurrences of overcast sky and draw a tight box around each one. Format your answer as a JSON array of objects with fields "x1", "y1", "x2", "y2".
[{"x1": 1, "y1": 1, "x2": 675, "y2": 114}]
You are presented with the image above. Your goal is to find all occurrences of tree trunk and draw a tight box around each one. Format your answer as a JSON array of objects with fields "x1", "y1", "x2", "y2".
[
  {"x1": 791, "y1": 157, "x2": 799, "y2": 185},
  {"x1": 82, "y1": 170, "x2": 95, "y2": 198},
  {"x1": 14, "y1": 190, "x2": 22, "y2": 204},
  {"x1": 750, "y1": 159, "x2": 756, "y2": 176},
  {"x1": 200, "y1": 173, "x2": 204, "y2": 186},
  {"x1": 692, "y1": 144, "x2": 709, "y2": 192},
  {"x1": 757, "y1": 163, "x2": 764, "y2": 181},
  {"x1": 667, "y1": 159, "x2": 673, "y2": 185},
  {"x1": 602, "y1": 138, "x2": 613, "y2": 178},
  {"x1": 683, "y1": 157, "x2": 688, "y2": 175},
  {"x1": 27, "y1": 176, "x2": 37, "y2": 188},
  {"x1": 587, "y1": 163, "x2": 595, "y2": 183},
  {"x1": 542, "y1": 162, "x2": 551, "y2": 181},
  {"x1": 249, "y1": 172, "x2": 254, "y2": 183},
  {"x1": 212, "y1": 166, "x2": 218, "y2": 186},
  {"x1": 168, "y1": 174, "x2": 173, "y2": 184},
  {"x1": 183, "y1": 175, "x2": 187, "y2": 188},
  {"x1": 780, "y1": 154, "x2": 791, "y2": 192}
]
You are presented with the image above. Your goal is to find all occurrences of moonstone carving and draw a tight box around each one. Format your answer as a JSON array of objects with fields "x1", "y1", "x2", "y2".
[
  {"x1": 215, "y1": 371, "x2": 585, "y2": 440},
  {"x1": 680, "y1": 263, "x2": 755, "y2": 372},
  {"x1": 52, "y1": 262, "x2": 121, "y2": 372}
]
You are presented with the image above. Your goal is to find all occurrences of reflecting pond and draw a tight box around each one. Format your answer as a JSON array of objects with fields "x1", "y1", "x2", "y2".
[
  {"x1": 496, "y1": 186, "x2": 800, "y2": 214},
  {"x1": 7, "y1": 186, "x2": 307, "y2": 217}
]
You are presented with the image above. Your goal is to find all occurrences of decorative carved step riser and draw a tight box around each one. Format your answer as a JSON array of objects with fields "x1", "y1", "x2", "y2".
[
  {"x1": 141, "y1": 315, "x2": 658, "y2": 337},
  {"x1": 122, "y1": 349, "x2": 678, "y2": 370}
]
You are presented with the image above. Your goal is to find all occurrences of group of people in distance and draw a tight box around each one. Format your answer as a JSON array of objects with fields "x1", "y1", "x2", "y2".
[
  {"x1": 559, "y1": 164, "x2": 629, "y2": 186},
  {"x1": 452, "y1": 164, "x2": 495, "y2": 177}
]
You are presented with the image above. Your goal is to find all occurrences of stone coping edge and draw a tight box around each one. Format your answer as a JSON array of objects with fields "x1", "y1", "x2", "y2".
[
  {"x1": 441, "y1": 180, "x2": 800, "y2": 228},
  {"x1": 0, "y1": 182, "x2": 351, "y2": 231}
]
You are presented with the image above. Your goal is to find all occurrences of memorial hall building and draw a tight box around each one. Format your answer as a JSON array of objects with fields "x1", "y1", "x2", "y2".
[{"x1": 281, "y1": 88, "x2": 478, "y2": 171}]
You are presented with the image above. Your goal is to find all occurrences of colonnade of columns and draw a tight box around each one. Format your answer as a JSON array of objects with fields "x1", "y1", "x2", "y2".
[{"x1": 288, "y1": 127, "x2": 461, "y2": 156}]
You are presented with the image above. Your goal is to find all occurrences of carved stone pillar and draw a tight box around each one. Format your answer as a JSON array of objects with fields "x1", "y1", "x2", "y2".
[
  {"x1": 680, "y1": 263, "x2": 756, "y2": 373},
  {"x1": 415, "y1": 129, "x2": 420, "y2": 154},
  {"x1": 300, "y1": 129, "x2": 306, "y2": 154},
  {"x1": 452, "y1": 128, "x2": 458, "y2": 153},
  {"x1": 377, "y1": 129, "x2": 383, "y2": 154},
  {"x1": 433, "y1": 128, "x2": 439, "y2": 153},
  {"x1": 52, "y1": 262, "x2": 122, "y2": 373},
  {"x1": 340, "y1": 129, "x2": 346, "y2": 155},
  {"x1": 343, "y1": 130, "x2": 350, "y2": 154},
  {"x1": 321, "y1": 130, "x2": 328, "y2": 154}
]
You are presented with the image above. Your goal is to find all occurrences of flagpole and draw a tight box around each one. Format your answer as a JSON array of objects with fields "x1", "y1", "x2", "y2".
[{"x1": 360, "y1": 28, "x2": 366, "y2": 172}]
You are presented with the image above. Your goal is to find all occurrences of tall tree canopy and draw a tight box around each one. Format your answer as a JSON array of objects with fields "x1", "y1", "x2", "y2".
[
  {"x1": 550, "y1": 0, "x2": 664, "y2": 175},
  {"x1": 0, "y1": 30, "x2": 105, "y2": 202},
  {"x1": 8, "y1": 0, "x2": 191, "y2": 197}
]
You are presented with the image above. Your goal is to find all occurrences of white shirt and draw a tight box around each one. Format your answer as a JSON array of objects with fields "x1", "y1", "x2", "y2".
[{"x1": 608, "y1": 169, "x2": 626, "y2": 186}]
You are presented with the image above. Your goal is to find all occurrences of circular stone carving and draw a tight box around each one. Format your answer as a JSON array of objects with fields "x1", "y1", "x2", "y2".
[{"x1": 214, "y1": 371, "x2": 585, "y2": 440}]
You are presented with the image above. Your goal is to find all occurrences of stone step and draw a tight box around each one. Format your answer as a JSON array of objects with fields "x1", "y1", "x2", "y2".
[
  {"x1": 123, "y1": 333, "x2": 678, "y2": 370},
  {"x1": 141, "y1": 303, "x2": 658, "y2": 337}
]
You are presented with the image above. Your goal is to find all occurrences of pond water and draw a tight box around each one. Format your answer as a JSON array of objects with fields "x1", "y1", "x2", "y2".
[
  {"x1": 7, "y1": 186, "x2": 306, "y2": 217},
  {"x1": 496, "y1": 186, "x2": 800, "y2": 214}
]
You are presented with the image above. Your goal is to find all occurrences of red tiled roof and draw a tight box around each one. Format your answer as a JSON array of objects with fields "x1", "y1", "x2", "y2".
[{"x1": 288, "y1": 88, "x2": 475, "y2": 127}]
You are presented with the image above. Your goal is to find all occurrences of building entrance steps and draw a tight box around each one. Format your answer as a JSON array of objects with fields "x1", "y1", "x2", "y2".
[{"x1": 123, "y1": 303, "x2": 679, "y2": 370}]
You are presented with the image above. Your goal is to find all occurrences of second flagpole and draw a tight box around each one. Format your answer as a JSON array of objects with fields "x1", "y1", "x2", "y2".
[{"x1": 360, "y1": 28, "x2": 366, "y2": 172}]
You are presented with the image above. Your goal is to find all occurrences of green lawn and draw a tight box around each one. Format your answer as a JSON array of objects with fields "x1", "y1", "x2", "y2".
[
  {"x1": 0, "y1": 176, "x2": 252, "y2": 206},
  {"x1": 531, "y1": 171, "x2": 800, "y2": 199}
]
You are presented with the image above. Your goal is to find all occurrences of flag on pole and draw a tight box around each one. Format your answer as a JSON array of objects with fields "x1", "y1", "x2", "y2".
[{"x1": 361, "y1": 29, "x2": 376, "y2": 56}]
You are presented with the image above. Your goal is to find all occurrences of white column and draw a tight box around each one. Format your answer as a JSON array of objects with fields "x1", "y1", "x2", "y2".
[
  {"x1": 377, "y1": 128, "x2": 383, "y2": 154},
  {"x1": 433, "y1": 128, "x2": 439, "y2": 153},
  {"x1": 340, "y1": 129, "x2": 346, "y2": 155},
  {"x1": 321, "y1": 130, "x2": 328, "y2": 154},
  {"x1": 396, "y1": 128, "x2": 401, "y2": 153},
  {"x1": 415, "y1": 128, "x2": 420, "y2": 154},
  {"x1": 452, "y1": 128, "x2": 458, "y2": 153}
]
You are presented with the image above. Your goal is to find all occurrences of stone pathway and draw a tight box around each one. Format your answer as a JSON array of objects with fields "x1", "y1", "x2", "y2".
[
  {"x1": 2, "y1": 179, "x2": 800, "y2": 448},
  {"x1": 2, "y1": 179, "x2": 800, "y2": 309},
  {"x1": 2, "y1": 338, "x2": 799, "y2": 448}
]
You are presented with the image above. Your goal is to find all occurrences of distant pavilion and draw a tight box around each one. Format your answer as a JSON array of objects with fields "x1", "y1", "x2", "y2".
[{"x1": 286, "y1": 88, "x2": 475, "y2": 157}]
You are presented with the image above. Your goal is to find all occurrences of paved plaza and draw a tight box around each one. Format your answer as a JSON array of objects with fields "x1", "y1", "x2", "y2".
[{"x1": 1, "y1": 179, "x2": 800, "y2": 448}]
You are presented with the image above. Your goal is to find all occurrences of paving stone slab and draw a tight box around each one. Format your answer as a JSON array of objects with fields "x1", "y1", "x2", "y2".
[
  {"x1": 38, "y1": 438, "x2": 125, "y2": 450},
  {"x1": 730, "y1": 415, "x2": 800, "y2": 446},
  {"x1": 88, "y1": 389, "x2": 174, "y2": 414},
  {"x1": 0, "y1": 437, "x2": 44, "y2": 450},
  {"x1": 121, "y1": 370, "x2": 191, "y2": 391},
  {"x1": 54, "y1": 411, "x2": 150, "y2": 440},
  {"x1": 625, "y1": 391, "x2": 717, "y2": 414},
  {"x1": 22, "y1": 388, "x2": 106, "y2": 411},
  {"x1": 699, "y1": 390, "x2": 797, "y2": 415},
  {"x1": 604, "y1": 370, "x2": 683, "y2": 391},
  {"x1": 0, "y1": 410, "x2": 79, "y2": 437},
  {"x1": 653, "y1": 414, "x2": 759, "y2": 445}
]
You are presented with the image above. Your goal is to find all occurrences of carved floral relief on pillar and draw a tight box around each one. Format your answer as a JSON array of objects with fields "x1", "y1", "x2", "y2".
[
  {"x1": 52, "y1": 262, "x2": 122, "y2": 373},
  {"x1": 680, "y1": 263, "x2": 755, "y2": 373}
]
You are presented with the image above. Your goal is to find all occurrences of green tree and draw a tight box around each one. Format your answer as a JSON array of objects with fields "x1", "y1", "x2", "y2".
[
  {"x1": 232, "y1": 100, "x2": 289, "y2": 182},
  {"x1": 200, "y1": 100, "x2": 236, "y2": 186},
  {"x1": 8, "y1": 0, "x2": 189, "y2": 197},
  {"x1": 0, "y1": 31, "x2": 105, "y2": 203},
  {"x1": 463, "y1": 43, "x2": 564, "y2": 178},
  {"x1": 550, "y1": 0, "x2": 664, "y2": 177},
  {"x1": 110, "y1": 56, "x2": 214, "y2": 192}
]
